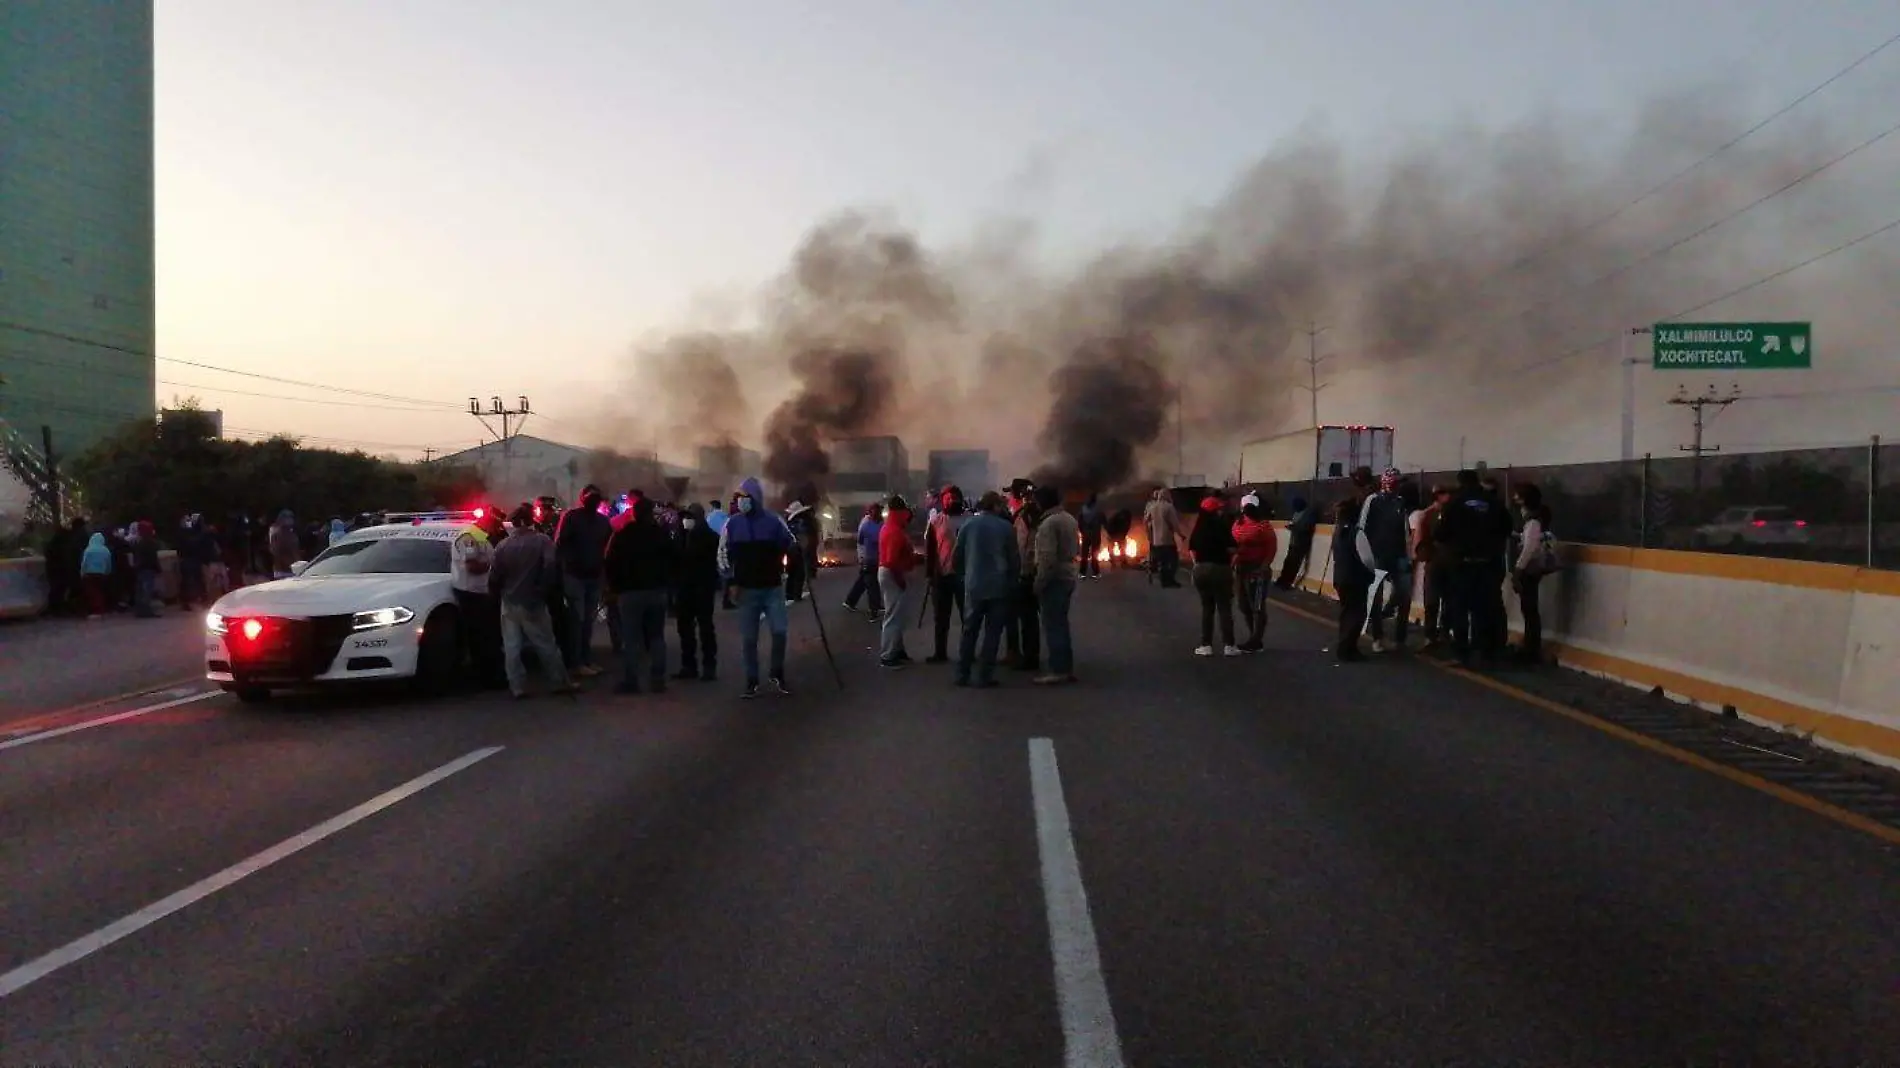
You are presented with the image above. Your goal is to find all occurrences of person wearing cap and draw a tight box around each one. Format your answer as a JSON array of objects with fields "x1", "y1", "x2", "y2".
[
  {"x1": 1231, "y1": 492, "x2": 1278, "y2": 652},
  {"x1": 1357, "y1": 466, "x2": 1414, "y2": 653}
]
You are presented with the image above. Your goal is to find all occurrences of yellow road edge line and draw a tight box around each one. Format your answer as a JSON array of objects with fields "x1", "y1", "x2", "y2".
[{"x1": 1265, "y1": 598, "x2": 1900, "y2": 849}]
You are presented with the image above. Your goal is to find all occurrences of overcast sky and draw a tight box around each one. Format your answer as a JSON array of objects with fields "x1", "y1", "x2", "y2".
[{"x1": 154, "y1": 0, "x2": 1900, "y2": 468}]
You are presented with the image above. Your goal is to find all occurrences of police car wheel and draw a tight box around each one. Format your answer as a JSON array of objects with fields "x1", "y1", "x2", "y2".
[{"x1": 412, "y1": 609, "x2": 462, "y2": 697}]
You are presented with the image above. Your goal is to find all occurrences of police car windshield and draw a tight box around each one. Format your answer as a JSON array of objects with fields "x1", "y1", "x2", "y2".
[{"x1": 303, "y1": 537, "x2": 452, "y2": 576}]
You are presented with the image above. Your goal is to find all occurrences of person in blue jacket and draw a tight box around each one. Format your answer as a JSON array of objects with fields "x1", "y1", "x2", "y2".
[
  {"x1": 716, "y1": 477, "x2": 796, "y2": 698},
  {"x1": 843, "y1": 502, "x2": 885, "y2": 615}
]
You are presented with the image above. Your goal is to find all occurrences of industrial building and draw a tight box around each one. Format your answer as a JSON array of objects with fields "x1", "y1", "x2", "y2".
[{"x1": 0, "y1": 0, "x2": 157, "y2": 459}]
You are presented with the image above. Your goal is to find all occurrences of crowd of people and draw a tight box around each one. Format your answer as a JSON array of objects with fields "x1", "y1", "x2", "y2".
[{"x1": 1322, "y1": 465, "x2": 1557, "y2": 667}]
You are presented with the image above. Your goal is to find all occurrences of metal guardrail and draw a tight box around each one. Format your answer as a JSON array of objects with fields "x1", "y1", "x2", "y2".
[{"x1": 1234, "y1": 437, "x2": 1895, "y2": 571}]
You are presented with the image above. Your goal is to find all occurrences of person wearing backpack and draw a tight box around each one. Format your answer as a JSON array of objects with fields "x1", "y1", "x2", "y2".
[{"x1": 1511, "y1": 483, "x2": 1556, "y2": 664}]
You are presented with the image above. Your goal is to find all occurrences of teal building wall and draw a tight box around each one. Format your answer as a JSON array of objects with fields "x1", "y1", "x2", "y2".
[{"x1": 0, "y1": 0, "x2": 156, "y2": 459}]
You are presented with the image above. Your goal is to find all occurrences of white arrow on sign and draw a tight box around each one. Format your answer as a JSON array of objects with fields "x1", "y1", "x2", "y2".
[
  {"x1": 1761, "y1": 335, "x2": 1782, "y2": 354},
  {"x1": 1792, "y1": 335, "x2": 1807, "y2": 355}
]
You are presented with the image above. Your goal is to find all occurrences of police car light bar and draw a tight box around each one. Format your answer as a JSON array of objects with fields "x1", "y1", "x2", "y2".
[{"x1": 382, "y1": 510, "x2": 483, "y2": 525}]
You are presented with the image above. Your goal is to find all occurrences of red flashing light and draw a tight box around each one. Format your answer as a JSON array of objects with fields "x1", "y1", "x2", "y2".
[
  {"x1": 1753, "y1": 520, "x2": 1767, "y2": 527},
  {"x1": 240, "y1": 619, "x2": 264, "y2": 642},
  {"x1": 473, "y1": 507, "x2": 485, "y2": 520},
  {"x1": 1795, "y1": 520, "x2": 1808, "y2": 528}
]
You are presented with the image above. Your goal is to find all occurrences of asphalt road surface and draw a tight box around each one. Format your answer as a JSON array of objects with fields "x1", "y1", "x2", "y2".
[
  {"x1": 0, "y1": 611, "x2": 204, "y2": 717},
  {"x1": 3, "y1": 568, "x2": 1897, "y2": 1065}
]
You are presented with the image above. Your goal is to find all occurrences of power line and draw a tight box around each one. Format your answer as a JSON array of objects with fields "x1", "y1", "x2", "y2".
[
  {"x1": 1, "y1": 319, "x2": 463, "y2": 408},
  {"x1": 1493, "y1": 28, "x2": 1900, "y2": 277},
  {"x1": 154, "y1": 380, "x2": 452, "y2": 412},
  {"x1": 1355, "y1": 28, "x2": 1900, "y2": 331},
  {"x1": 1389, "y1": 116, "x2": 1900, "y2": 365},
  {"x1": 1516, "y1": 212, "x2": 1900, "y2": 373}
]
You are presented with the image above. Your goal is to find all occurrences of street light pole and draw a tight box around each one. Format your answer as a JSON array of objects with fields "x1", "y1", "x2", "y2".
[
  {"x1": 1621, "y1": 326, "x2": 1652, "y2": 462},
  {"x1": 1296, "y1": 323, "x2": 1333, "y2": 487}
]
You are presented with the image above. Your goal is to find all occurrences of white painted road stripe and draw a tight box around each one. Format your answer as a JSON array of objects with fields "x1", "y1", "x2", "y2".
[
  {"x1": 0, "y1": 689, "x2": 222, "y2": 753},
  {"x1": 1028, "y1": 737, "x2": 1126, "y2": 1068},
  {"x1": 0, "y1": 746, "x2": 503, "y2": 999}
]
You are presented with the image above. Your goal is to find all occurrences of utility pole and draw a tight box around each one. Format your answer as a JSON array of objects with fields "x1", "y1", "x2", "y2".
[
  {"x1": 1294, "y1": 323, "x2": 1333, "y2": 489},
  {"x1": 1620, "y1": 326, "x2": 1652, "y2": 462},
  {"x1": 469, "y1": 395, "x2": 531, "y2": 497},
  {"x1": 1670, "y1": 383, "x2": 1740, "y2": 503},
  {"x1": 422, "y1": 447, "x2": 435, "y2": 463}
]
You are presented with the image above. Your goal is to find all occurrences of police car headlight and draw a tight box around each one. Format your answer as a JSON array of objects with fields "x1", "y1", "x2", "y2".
[
  {"x1": 351, "y1": 606, "x2": 415, "y2": 631},
  {"x1": 205, "y1": 611, "x2": 228, "y2": 635}
]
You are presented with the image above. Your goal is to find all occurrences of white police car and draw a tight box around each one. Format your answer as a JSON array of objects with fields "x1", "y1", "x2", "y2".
[{"x1": 204, "y1": 515, "x2": 474, "y2": 702}]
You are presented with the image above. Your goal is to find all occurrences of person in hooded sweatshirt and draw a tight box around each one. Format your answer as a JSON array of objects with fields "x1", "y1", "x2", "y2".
[
  {"x1": 876, "y1": 494, "x2": 918, "y2": 667},
  {"x1": 1188, "y1": 496, "x2": 1239, "y2": 656},
  {"x1": 1231, "y1": 493, "x2": 1278, "y2": 652},
  {"x1": 604, "y1": 496, "x2": 678, "y2": 694},
  {"x1": 923, "y1": 485, "x2": 972, "y2": 663},
  {"x1": 1078, "y1": 493, "x2": 1105, "y2": 579},
  {"x1": 952, "y1": 492, "x2": 1020, "y2": 687},
  {"x1": 718, "y1": 477, "x2": 796, "y2": 698},
  {"x1": 782, "y1": 500, "x2": 814, "y2": 605},
  {"x1": 673, "y1": 502, "x2": 721, "y2": 681},
  {"x1": 844, "y1": 502, "x2": 885, "y2": 616},
  {"x1": 79, "y1": 532, "x2": 113, "y2": 619}
]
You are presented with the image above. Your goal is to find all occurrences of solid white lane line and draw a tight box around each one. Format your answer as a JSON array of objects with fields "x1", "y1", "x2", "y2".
[
  {"x1": 1028, "y1": 737, "x2": 1126, "y2": 1068},
  {"x1": 0, "y1": 690, "x2": 222, "y2": 753},
  {"x1": 0, "y1": 746, "x2": 504, "y2": 999}
]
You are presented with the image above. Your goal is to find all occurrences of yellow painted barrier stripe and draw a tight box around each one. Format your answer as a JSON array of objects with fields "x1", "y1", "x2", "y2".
[{"x1": 1265, "y1": 597, "x2": 1900, "y2": 848}]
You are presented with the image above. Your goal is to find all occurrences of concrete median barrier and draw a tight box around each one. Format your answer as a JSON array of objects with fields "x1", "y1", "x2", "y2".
[{"x1": 0, "y1": 551, "x2": 184, "y2": 620}]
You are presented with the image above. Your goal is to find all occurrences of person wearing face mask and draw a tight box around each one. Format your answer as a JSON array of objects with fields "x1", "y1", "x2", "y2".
[
  {"x1": 672, "y1": 503, "x2": 721, "y2": 681},
  {"x1": 717, "y1": 477, "x2": 797, "y2": 698}
]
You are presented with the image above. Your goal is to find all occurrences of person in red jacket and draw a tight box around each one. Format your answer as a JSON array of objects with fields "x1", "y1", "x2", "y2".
[
  {"x1": 1231, "y1": 492, "x2": 1279, "y2": 652},
  {"x1": 876, "y1": 494, "x2": 919, "y2": 667}
]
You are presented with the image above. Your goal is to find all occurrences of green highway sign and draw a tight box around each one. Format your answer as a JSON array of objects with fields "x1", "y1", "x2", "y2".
[{"x1": 1652, "y1": 321, "x2": 1811, "y2": 370}]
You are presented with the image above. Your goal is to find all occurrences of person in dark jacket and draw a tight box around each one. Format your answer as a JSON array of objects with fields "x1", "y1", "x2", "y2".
[
  {"x1": 604, "y1": 496, "x2": 678, "y2": 694},
  {"x1": 1078, "y1": 494, "x2": 1105, "y2": 578},
  {"x1": 1358, "y1": 467, "x2": 1414, "y2": 652},
  {"x1": 673, "y1": 502, "x2": 721, "y2": 681},
  {"x1": 131, "y1": 521, "x2": 162, "y2": 618},
  {"x1": 1277, "y1": 496, "x2": 1317, "y2": 589},
  {"x1": 1434, "y1": 469, "x2": 1514, "y2": 667},
  {"x1": 718, "y1": 477, "x2": 796, "y2": 697},
  {"x1": 952, "y1": 491, "x2": 1020, "y2": 687},
  {"x1": 554, "y1": 486, "x2": 614, "y2": 677},
  {"x1": 1332, "y1": 498, "x2": 1374, "y2": 662},
  {"x1": 1189, "y1": 496, "x2": 1238, "y2": 655}
]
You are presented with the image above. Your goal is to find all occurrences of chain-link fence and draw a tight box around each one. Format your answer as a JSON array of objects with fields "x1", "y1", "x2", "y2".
[{"x1": 1233, "y1": 436, "x2": 1892, "y2": 571}]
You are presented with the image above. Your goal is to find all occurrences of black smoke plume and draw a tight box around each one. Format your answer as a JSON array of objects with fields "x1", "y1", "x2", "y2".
[{"x1": 611, "y1": 89, "x2": 1897, "y2": 483}]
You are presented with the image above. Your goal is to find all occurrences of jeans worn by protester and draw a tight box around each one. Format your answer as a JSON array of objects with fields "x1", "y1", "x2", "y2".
[
  {"x1": 958, "y1": 596, "x2": 1012, "y2": 686},
  {"x1": 616, "y1": 590, "x2": 670, "y2": 691},
  {"x1": 878, "y1": 569, "x2": 913, "y2": 662},
  {"x1": 924, "y1": 502, "x2": 971, "y2": 661},
  {"x1": 718, "y1": 478, "x2": 795, "y2": 695}
]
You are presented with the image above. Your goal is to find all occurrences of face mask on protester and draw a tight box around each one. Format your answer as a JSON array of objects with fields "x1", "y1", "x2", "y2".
[
  {"x1": 682, "y1": 518, "x2": 697, "y2": 530},
  {"x1": 737, "y1": 497, "x2": 754, "y2": 514}
]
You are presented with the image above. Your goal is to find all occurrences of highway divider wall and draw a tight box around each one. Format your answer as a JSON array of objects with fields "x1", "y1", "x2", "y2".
[
  {"x1": 0, "y1": 553, "x2": 183, "y2": 620},
  {"x1": 1273, "y1": 523, "x2": 1900, "y2": 770}
]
